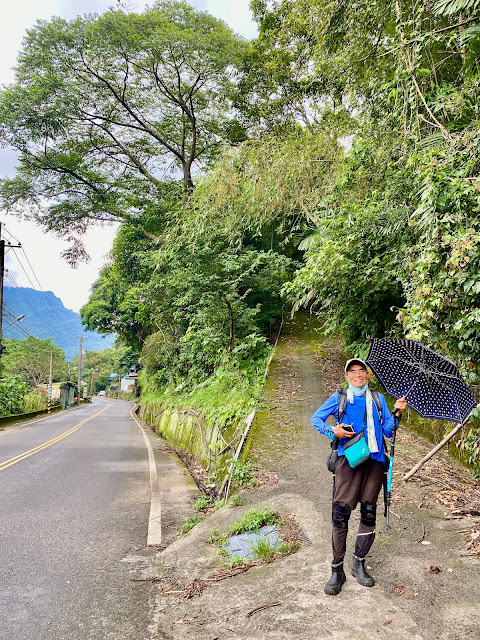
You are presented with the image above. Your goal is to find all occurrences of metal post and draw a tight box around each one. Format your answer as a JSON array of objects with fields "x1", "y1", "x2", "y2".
[
  {"x1": 77, "y1": 336, "x2": 83, "y2": 404},
  {"x1": 48, "y1": 349, "x2": 53, "y2": 414},
  {"x1": 0, "y1": 224, "x2": 5, "y2": 367},
  {"x1": 0, "y1": 223, "x2": 21, "y2": 371}
]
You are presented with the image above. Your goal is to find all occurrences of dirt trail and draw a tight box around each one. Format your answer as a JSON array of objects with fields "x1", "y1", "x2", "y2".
[{"x1": 148, "y1": 312, "x2": 480, "y2": 640}]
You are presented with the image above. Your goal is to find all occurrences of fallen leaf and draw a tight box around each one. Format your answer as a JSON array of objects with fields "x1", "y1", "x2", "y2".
[{"x1": 424, "y1": 565, "x2": 443, "y2": 574}]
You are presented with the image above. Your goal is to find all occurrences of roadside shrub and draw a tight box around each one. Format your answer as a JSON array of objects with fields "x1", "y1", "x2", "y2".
[
  {"x1": 463, "y1": 425, "x2": 480, "y2": 479},
  {"x1": 194, "y1": 494, "x2": 211, "y2": 511},
  {"x1": 24, "y1": 388, "x2": 48, "y2": 412},
  {"x1": 230, "y1": 460, "x2": 253, "y2": 486},
  {"x1": 0, "y1": 378, "x2": 29, "y2": 416}
]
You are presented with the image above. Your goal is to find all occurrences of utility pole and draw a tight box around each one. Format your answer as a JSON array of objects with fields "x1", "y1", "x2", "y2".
[
  {"x1": 77, "y1": 336, "x2": 84, "y2": 404},
  {"x1": 0, "y1": 223, "x2": 21, "y2": 365},
  {"x1": 48, "y1": 349, "x2": 53, "y2": 414}
]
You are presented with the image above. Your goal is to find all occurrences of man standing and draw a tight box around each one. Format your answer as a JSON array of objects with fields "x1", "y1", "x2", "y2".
[{"x1": 312, "y1": 358, "x2": 406, "y2": 595}]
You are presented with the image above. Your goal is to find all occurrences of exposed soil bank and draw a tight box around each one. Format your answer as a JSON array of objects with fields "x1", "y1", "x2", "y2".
[{"x1": 148, "y1": 312, "x2": 480, "y2": 640}]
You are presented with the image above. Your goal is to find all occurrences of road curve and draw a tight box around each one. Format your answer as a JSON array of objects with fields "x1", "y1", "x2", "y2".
[{"x1": 0, "y1": 398, "x2": 157, "y2": 640}]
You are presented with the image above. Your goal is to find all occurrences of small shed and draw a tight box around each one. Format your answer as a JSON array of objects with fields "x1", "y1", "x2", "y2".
[
  {"x1": 121, "y1": 373, "x2": 138, "y2": 392},
  {"x1": 60, "y1": 382, "x2": 76, "y2": 409}
]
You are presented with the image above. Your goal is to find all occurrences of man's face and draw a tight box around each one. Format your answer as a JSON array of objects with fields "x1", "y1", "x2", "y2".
[{"x1": 345, "y1": 365, "x2": 368, "y2": 387}]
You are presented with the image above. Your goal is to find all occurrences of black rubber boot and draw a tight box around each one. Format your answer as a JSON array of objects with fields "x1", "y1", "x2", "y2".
[
  {"x1": 324, "y1": 562, "x2": 346, "y2": 595},
  {"x1": 351, "y1": 556, "x2": 375, "y2": 587}
]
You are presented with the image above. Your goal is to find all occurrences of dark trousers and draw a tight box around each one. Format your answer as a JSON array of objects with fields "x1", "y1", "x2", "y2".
[{"x1": 332, "y1": 456, "x2": 384, "y2": 562}]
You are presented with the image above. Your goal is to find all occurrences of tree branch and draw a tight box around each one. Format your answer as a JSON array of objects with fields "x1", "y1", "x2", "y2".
[
  {"x1": 359, "y1": 16, "x2": 480, "y2": 62},
  {"x1": 79, "y1": 54, "x2": 184, "y2": 161},
  {"x1": 98, "y1": 125, "x2": 164, "y2": 185}
]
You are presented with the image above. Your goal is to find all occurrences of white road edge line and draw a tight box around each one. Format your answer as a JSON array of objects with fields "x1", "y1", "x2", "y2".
[{"x1": 130, "y1": 405, "x2": 162, "y2": 546}]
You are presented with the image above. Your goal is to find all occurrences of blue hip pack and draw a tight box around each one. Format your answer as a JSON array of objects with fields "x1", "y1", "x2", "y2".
[{"x1": 342, "y1": 431, "x2": 370, "y2": 468}]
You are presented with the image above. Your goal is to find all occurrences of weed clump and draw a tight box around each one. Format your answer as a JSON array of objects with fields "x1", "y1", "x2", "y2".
[
  {"x1": 228, "y1": 494, "x2": 243, "y2": 507},
  {"x1": 181, "y1": 515, "x2": 203, "y2": 533},
  {"x1": 194, "y1": 494, "x2": 211, "y2": 511},
  {"x1": 230, "y1": 460, "x2": 254, "y2": 486},
  {"x1": 227, "y1": 507, "x2": 280, "y2": 536}
]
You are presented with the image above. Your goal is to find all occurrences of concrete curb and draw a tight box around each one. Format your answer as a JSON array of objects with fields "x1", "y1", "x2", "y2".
[{"x1": 130, "y1": 404, "x2": 163, "y2": 546}]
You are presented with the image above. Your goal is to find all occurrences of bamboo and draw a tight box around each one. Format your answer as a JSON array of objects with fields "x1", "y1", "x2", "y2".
[{"x1": 403, "y1": 422, "x2": 463, "y2": 481}]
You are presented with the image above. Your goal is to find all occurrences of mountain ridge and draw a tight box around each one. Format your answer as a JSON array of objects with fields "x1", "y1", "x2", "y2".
[{"x1": 3, "y1": 286, "x2": 115, "y2": 360}]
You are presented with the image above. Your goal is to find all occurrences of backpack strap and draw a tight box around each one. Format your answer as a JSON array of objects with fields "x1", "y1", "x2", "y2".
[
  {"x1": 337, "y1": 388, "x2": 348, "y2": 424},
  {"x1": 371, "y1": 389, "x2": 383, "y2": 423},
  {"x1": 337, "y1": 388, "x2": 383, "y2": 424}
]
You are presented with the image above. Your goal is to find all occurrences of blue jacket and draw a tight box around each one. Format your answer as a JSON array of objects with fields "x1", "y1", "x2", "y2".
[{"x1": 311, "y1": 390, "x2": 394, "y2": 465}]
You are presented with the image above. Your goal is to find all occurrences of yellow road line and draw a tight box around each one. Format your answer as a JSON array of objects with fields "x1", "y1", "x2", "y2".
[{"x1": 0, "y1": 403, "x2": 113, "y2": 472}]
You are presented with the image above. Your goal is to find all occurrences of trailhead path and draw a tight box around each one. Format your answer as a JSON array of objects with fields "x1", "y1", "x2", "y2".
[{"x1": 150, "y1": 312, "x2": 480, "y2": 640}]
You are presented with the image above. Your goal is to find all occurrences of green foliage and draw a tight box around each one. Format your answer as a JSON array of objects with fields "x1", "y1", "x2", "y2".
[
  {"x1": 208, "y1": 529, "x2": 227, "y2": 545},
  {"x1": 181, "y1": 515, "x2": 203, "y2": 534},
  {"x1": 463, "y1": 428, "x2": 480, "y2": 479},
  {"x1": 434, "y1": 0, "x2": 480, "y2": 15},
  {"x1": 194, "y1": 494, "x2": 211, "y2": 511},
  {"x1": 140, "y1": 239, "x2": 290, "y2": 388},
  {"x1": 6, "y1": 0, "x2": 480, "y2": 436},
  {"x1": 190, "y1": 129, "x2": 343, "y2": 237},
  {"x1": 76, "y1": 346, "x2": 138, "y2": 393},
  {"x1": 2, "y1": 337, "x2": 67, "y2": 387},
  {"x1": 0, "y1": 1, "x2": 247, "y2": 260},
  {"x1": 140, "y1": 356, "x2": 267, "y2": 427},
  {"x1": 214, "y1": 499, "x2": 226, "y2": 511},
  {"x1": 249, "y1": 536, "x2": 280, "y2": 561},
  {"x1": 228, "y1": 494, "x2": 244, "y2": 507},
  {"x1": 82, "y1": 217, "x2": 292, "y2": 390},
  {"x1": 210, "y1": 0, "x2": 480, "y2": 379},
  {"x1": 23, "y1": 388, "x2": 48, "y2": 412},
  {"x1": 227, "y1": 507, "x2": 281, "y2": 536},
  {"x1": 0, "y1": 378, "x2": 29, "y2": 416},
  {"x1": 230, "y1": 460, "x2": 254, "y2": 486},
  {"x1": 222, "y1": 554, "x2": 246, "y2": 568}
]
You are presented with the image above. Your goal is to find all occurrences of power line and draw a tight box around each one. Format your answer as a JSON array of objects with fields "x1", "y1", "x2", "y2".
[
  {"x1": 0, "y1": 226, "x2": 21, "y2": 245},
  {"x1": 5, "y1": 272, "x2": 76, "y2": 343},
  {"x1": 18, "y1": 246, "x2": 77, "y2": 339},
  {"x1": 2, "y1": 302, "x2": 43, "y2": 340},
  {"x1": 1, "y1": 224, "x2": 77, "y2": 339}
]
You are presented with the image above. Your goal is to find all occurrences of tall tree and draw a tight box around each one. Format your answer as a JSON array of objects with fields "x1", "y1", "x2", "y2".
[
  {"x1": 0, "y1": 1, "x2": 246, "y2": 261},
  {"x1": 2, "y1": 337, "x2": 67, "y2": 387}
]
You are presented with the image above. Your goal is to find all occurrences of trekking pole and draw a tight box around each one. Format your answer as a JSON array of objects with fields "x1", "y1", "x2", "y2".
[{"x1": 385, "y1": 408, "x2": 401, "y2": 530}]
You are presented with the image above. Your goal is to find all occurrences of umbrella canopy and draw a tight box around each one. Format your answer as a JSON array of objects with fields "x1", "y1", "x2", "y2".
[{"x1": 366, "y1": 338, "x2": 476, "y2": 424}]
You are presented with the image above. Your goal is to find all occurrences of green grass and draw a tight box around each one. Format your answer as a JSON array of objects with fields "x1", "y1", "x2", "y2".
[
  {"x1": 223, "y1": 554, "x2": 246, "y2": 568},
  {"x1": 140, "y1": 359, "x2": 268, "y2": 427},
  {"x1": 230, "y1": 460, "x2": 253, "y2": 486},
  {"x1": 181, "y1": 515, "x2": 203, "y2": 533},
  {"x1": 209, "y1": 507, "x2": 281, "y2": 545},
  {"x1": 210, "y1": 507, "x2": 301, "y2": 567},
  {"x1": 227, "y1": 507, "x2": 281, "y2": 536},
  {"x1": 194, "y1": 494, "x2": 211, "y2": 511},
  {"x1": 249, "y1": 536, "x2": 280, "y2": 561},
  {"x1": 227, "y1": 494, "x2": 243, "y2": 507}
]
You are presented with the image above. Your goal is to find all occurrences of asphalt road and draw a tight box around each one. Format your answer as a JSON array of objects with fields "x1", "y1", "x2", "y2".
[{"x1": 0, "y1": 398, "x2": 157, "y2": 640}]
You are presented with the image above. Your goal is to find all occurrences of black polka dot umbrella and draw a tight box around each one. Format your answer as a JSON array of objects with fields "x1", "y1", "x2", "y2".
[{"x1": 366, "y1": 338, "x2": 477, "y2": 424}]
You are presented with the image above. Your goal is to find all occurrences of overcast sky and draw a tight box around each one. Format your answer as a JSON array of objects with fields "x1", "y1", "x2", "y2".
[{"x1": 0, "y1": 1, "x2": 257, "y2": 312}]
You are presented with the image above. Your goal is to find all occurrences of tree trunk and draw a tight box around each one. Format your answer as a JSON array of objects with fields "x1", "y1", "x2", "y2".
[
  {"x1": 183, "y1": 162, "x2": 194, "y2": 198},
  {"x1": 224, "y1": 298, "x2": 235, "y2": 357}
]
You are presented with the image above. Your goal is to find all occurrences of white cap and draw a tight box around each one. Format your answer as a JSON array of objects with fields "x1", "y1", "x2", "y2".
[{"x1": 344, "y1": 358, "x2": 368, "y2": 373}]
